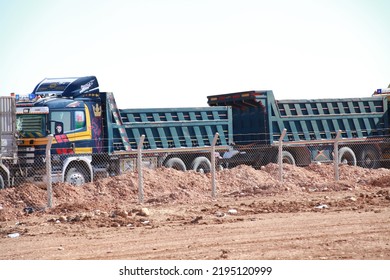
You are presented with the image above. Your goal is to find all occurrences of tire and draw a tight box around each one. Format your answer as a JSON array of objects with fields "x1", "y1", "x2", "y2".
[
  {"x1": 338, "y1": 147, "x2": 357, "y2": 166},
  {"x1": 191, "y1": 156, "x2": 211, "y2": 173},
  {"x1": 281, "y1": 151, "x2": 295, "y2": 165},
  {"x1": 65, "y1": 167, "x2": 87, "y2": 186},
  {"x1": 0, "y1": 175, "x2": 4, "y2": 189},
  {"x1": 165, "y1": 157, "x2": 187, "y2": 171},
  {"x1": 358, "y1": 146, "x2": 381, "y2": 169}
]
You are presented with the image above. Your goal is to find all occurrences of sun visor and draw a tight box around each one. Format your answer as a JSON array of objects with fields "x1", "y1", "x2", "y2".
[{"x1": 32, "y1": 76, "x2": 99, "y2": 98}]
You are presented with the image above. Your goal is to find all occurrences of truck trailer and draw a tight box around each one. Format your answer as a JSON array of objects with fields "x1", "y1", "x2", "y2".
[
  {"x1": 0, "y1": 96, "x2": 17, "y2": 189},
  {"x1": 207, "y1": 89, "x2": 390, "y2": 169}
]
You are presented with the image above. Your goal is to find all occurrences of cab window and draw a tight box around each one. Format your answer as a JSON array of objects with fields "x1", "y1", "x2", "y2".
[
  {"x1": 75, "y1": 111, "x2": 86, "y2": 129},
  {"x1": 50, "y1": 110, "x2": 86, "y2": 134}
]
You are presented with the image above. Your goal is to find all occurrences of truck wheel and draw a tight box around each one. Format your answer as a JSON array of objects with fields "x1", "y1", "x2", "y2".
[
  {"x1": 358, "y1": 147, "x2": 380, "y2": 169},
  {"x1": 191, "y1": 157, "x2": 211, "y2": 173},
  {"x1": 282, "y1": 151, "x2": 295, "y2": 165},
  {"x1": 338, "y1": 147, "x2": 356, "y2": 166},
  {"x1": 0, "y1": 175, "x2": 4, "y2": 189},
  {"x1": 65, "y1": 167, "x2": 87, "y2": 186},
  {"x1": 165, "y1": 158, "x2": 187, "y2": 171}
]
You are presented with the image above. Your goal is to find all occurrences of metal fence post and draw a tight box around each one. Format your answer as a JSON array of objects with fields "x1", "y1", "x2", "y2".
[
  {"x1": 334, "y1": 130, "x2": 342, "y2": 181},
  {"x1": 278, "y1": 129, "x2": 287, "y2": 182},
  {"x1": 211, "y1": 133, "x2": 219, "y2": 198},
  {"x1": 46, "y1": 135, "x2": 53, "y2": 208},
  {"x1": 137, "y1": 135, "x2": 145, "y2": 204}
]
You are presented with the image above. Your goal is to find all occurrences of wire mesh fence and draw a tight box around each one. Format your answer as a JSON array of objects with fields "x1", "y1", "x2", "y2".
[{"x1": 1, "y1": 131, "x2": 389, "y2": 208}]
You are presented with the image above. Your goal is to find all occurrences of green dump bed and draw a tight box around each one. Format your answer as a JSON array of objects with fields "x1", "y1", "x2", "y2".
[
  {"x1": 103, "y1": 93, "x2": 232, "y2": 152},
  {"x1": 207, "y1": 90, "x2": 390, "y2": 144}
]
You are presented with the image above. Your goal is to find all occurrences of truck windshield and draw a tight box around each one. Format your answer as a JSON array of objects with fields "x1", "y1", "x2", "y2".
[{"x1": 16, "y1": 114, "x2": 47, "y2": 137}]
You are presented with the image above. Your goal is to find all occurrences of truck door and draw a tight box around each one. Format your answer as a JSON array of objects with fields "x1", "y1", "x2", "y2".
[{"x1": 50, "y1": 108, "x2": 91, "y2": 154}]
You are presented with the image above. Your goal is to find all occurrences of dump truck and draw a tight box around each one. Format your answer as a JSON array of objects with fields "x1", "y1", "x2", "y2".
[
  {"x1": 10, "y1": 76, "x2": 390, "y2": 188},
  {"x1": 13, "y1": 76, "x2": 232, "y2": 186},
  {"x1": 0, "y1": 96, "x2": 17, "y2": 189},
  {"x1": 207, "y1": 89, "x2": 390, "y2": 169}
]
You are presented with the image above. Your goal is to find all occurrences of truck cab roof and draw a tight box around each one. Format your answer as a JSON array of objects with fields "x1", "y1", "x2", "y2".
[{"x1": 32, "y1": 76, "x2": 99, "y2": 98}]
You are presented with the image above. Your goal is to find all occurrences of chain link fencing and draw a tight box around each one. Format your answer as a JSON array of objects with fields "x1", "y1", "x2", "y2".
[{"x1": 2, "y1": 131, "x2": 389, "y2": 208}]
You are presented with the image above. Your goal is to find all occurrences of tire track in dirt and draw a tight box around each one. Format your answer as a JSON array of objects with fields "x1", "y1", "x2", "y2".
[{"x1": 1, "y1": 208, "x2": 389, "y2": 260}]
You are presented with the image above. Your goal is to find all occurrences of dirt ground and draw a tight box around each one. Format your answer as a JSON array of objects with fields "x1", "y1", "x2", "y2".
[{"x1": 0, "y1": 163, "x2": 389, "y2": 260}]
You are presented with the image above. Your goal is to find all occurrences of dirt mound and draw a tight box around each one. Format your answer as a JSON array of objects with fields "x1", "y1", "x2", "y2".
[
  {"x1": 370, "y1": 175, "x2": 390, "y2": 188},
  {"x1": 0, "y1": 164, "x2": 389, "y2": 221}
]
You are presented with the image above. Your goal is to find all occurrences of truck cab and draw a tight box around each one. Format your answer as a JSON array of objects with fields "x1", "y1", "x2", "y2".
[{"x1": 15, "y1": 76, "x2": 104, "y2": 185}]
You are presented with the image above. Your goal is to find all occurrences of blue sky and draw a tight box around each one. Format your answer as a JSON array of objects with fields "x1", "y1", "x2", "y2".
[{"x1": 0, "y1": 0, "x2": 389, "y2": 108}]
